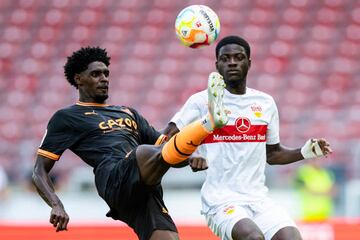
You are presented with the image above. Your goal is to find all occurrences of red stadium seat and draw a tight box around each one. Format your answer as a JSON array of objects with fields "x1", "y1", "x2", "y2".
[
  {"x1": 220, "y1": 0, "x2": 251, "y2": 10},
  {"x1": 84, "y1": 0, "x2": 109, "y2": 10},
  {"x1": 1, "y1": 0, "x2": 359, "y2": 183},
  {"x1": 0, "y1": 0, "x2": 12, "y2": 9},
  {"x1": 316, "y1": 7, "x2": 344, "y2": 25},
  {"x1": 282, "y1": 7, "x2": 306, "y2": 26},
  {"x1": 118, "y1": 0, "x2": 148, "y2": 9},
  {"x1": 77, "y1": 9, "x2": 102, "y2": 27}
]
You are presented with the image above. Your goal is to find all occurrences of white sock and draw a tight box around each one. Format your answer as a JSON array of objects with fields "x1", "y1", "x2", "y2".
[{"x1": 200, "y1": 114, "x2": 214, "y2": 132}]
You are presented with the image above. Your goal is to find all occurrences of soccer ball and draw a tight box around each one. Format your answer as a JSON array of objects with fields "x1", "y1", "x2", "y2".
[{"x1": 175, "y1": 5, "x2": 220, "y2": 48}]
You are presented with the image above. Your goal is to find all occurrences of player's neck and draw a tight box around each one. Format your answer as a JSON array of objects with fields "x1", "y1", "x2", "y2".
[
  {"x1": 78, "y1": 96, "x2": 107, "y2": 104},
  {"x1": 225, "y1": 81, "x2": 246, "y2": 95}
]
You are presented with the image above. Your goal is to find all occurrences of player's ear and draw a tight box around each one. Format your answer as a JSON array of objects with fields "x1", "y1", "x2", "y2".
[
  {"x1": 215, "y1": 61, "x2": 219, "y2": 71},
  {"x1": 248, "y1": 58, "x2": 252, "y2": 69},
  {"x1": 74, "y1": 73, "x2": 82, "y2": 87}
]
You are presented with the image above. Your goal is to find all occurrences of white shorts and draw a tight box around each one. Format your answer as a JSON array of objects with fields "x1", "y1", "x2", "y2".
[{"x1": 204, "y1": 197, "x2": 297, "y2": 240}]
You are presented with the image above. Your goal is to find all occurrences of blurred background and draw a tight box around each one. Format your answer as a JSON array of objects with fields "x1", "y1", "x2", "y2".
[{"x1": 0, "y1": 0, "x2": 359, "y2": 239}]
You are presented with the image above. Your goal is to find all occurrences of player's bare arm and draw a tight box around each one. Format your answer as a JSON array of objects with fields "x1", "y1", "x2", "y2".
[
  {"x1": 32, "y1": 155, "x2": 69, "y2": 232},
  {"x1": 266, "y1": 139, "x2": 333, "y2": 165},
  {"x1": 169, "y1": 156, "x2": 208, "y2": 172}
]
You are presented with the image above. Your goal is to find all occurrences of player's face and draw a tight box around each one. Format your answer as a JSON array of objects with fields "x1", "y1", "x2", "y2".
[
  {"x1": 76, "y1": 61, "x2": 109, "y2": 103},
  {"x1": 216, "y1": 44, "x2": 251, "y2": 87}
]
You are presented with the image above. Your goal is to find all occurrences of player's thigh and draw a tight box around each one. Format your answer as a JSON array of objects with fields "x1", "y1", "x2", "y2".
[
  {"x1": 232, "y1": 218, "x2": 265, "y2": 240},
  {"x1": 149, "y1": 230, "x2": 179, "y2": 240},
  {"x1": 271, "y1": 226, "x2": 302, "y2": 240},
  {"x1": 205, "y1": 204, "x2": 263, "y2": 240},
  {"x1": 252, "y1": 199, "x2": 299, "y2": 240},
  {"x1": 135, "y1": 144, "x2": 170, "y2": 185}
]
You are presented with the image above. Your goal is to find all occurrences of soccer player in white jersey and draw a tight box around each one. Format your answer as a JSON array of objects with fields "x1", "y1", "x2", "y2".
[{"x1": 163, "y1": 35, "x2": 333, "y2": 240}]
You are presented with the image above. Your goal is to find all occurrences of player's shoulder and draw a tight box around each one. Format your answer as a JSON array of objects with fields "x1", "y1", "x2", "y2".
[
  {"x1": 47, "y1": 105, "x2": 79, "y2": 127},
  {"x1": 187, "y1": 89, "x2": 208, "y2": 102},
  {"x1": 53, "y1": 104, "x2": 78, "y2": 118},
  {"x1": 247, "y1": 87, "x2": 276, "y2": 103},
  {"x1": 110, "y1": 105, "x2": 139, "y2": 119}
]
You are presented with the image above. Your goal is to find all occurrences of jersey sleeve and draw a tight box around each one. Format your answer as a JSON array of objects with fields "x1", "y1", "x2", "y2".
[
  {"x1": 38, "y1": 110, "x2": 81, "y2": 160},
  {"x1": 129, "y1": 108, "x2": 162, "y2": 145},
  {"x1": 170, "y1": 94, "x2": 203, "y2": 130},
  {"x1": 266, "y1": 98, "x2": 280, "y2": 144}
]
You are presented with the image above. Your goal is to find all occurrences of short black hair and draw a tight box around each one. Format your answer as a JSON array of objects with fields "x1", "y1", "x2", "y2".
[
  {"x1": 215, "y1": 35, "x2": 251, "y2": 59},
  {"x1": 64, "y1": 46, "x2": 111, "y2": 88}
]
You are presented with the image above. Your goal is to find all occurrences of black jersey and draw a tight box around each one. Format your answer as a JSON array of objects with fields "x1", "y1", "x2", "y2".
[{"x1": 38, "y1": 101, "x2": 163, "y2": 177}]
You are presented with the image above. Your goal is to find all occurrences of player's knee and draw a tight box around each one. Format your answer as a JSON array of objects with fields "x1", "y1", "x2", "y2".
[
  {"x1": 248, "y1": 233, "x2": 265, "y2": 240},
  {"x1": 136, "y1": 145, "x2": 169, "y2": 186},
  {"x1": 232, "y1": 232, "x2": 264, "y2": 240},
  {"x1": 136, "y1": 145, "x2": 163, "y2": 164}
]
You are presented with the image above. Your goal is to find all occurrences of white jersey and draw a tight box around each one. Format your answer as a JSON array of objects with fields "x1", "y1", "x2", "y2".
[{"x1": 171, "y1": 87, "x2": 280, "y2": 214}]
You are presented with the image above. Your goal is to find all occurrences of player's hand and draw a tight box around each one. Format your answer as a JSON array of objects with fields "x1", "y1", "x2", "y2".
[
  {"x1": 301, "y1": 138, "x2": 333, "y2": 159},
  {"x1": 317, "y1": 138, "x2": 333, "y2": 156},
  {"x1": 188, "y1": 156, "x2": 208, "y2": 172},
  {"x1": 50, "y1": 205, "x2": 69, "y2": 232}
]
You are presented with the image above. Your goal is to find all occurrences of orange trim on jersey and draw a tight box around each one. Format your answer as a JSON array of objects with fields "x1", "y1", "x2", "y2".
[
  {"x1": 76, "y1": 101, "x2": 109, "y2": 107},
  {"x1": 37, "y1": 149, "x2": 60, "y2": 161},
  {"x1": 155, "y1": 134, "x2": 167, "y2": 145}
]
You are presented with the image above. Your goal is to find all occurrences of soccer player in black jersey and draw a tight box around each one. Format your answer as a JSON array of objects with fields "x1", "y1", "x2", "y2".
[{"x1": 32, "y1": 47, "x2": 228, "y2": 240}]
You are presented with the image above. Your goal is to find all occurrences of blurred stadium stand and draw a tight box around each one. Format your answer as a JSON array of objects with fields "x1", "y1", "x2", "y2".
[{"x1": 0, "y1": 0, "x2": 359, "y2": 222}]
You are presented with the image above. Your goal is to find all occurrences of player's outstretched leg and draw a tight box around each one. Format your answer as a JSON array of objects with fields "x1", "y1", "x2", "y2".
[{"x1": 161, "y1": 72, "x2": 228, "y2": 165}]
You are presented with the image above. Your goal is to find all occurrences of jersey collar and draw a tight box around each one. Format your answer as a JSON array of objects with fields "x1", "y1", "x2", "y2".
[{"x1": 76, "y1": 101, "x2": 109, "y2": 107}]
